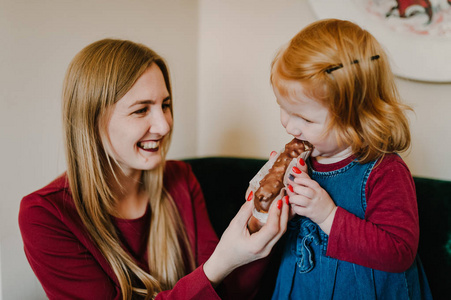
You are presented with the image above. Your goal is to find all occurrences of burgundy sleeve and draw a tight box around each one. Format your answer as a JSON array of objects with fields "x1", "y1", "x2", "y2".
[
  {"x1": 326, "y1": 155, "x2": 419, "y2": 273},
  {"x1": 19, "y1": 195, "x2": 120, "y2": 300},
  {"x1": 155, "y1": 265, "x2": 220, "y2": 300},
  {"x1": 160, "y1": 162, "x2": 270, "y2": 300},
  {"x1": 185, "y1": 164, "x2": 271, "y2": 300}
]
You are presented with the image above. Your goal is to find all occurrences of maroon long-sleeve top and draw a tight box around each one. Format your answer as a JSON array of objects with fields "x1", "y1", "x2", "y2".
[
  {"x1": 320, "y1": 154, "x2": 420, "y2": 272},
  {"x1": 19, "y1": 160, "x2": 268, "y2": 300}
]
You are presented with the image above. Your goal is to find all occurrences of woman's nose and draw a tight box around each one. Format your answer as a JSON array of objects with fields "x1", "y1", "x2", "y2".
[{"x1": 149, "y1": 110, "x2": 172, "y2": 135}]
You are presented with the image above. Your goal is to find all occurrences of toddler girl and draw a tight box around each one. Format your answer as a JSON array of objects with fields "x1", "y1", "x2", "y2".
[{"x1": 269, "y1": 19, "x2": 432, "y2": 299}]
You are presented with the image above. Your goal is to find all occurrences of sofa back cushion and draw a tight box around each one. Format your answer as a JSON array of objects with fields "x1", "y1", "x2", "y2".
[{"x1": 184, "y1": 157, "x2": 451, "y2": 299}]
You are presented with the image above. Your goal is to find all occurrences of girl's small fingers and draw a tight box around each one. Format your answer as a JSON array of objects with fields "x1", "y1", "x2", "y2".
[
  {"x1": 291, "y1": 205, "x2": 307, "y2": 217},
  {"x1": 292, "y1": 184, "x2": 314, "y2": 199},
  {"x1": 297, "y1": 157, "x2": 308, "y2": 172},
  {"x1": 293, "y1": 176, "x2": 317, "y2": 189},
  {"x1": 287, "y1": 161, "x2": 309, "y2": 183},
  {"x1": 288, "y1": 195, "x2": 309, "y2": 207}
]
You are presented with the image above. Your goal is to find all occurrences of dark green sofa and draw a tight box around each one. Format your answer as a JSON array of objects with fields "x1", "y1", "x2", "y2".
[{"x1": 184, "y1": 157, "x2": 451, "y2": 300}]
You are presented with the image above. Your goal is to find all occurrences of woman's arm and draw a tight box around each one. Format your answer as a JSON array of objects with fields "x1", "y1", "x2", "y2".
[
  {"x1": 19, "y1": 193, "x2": 121, "y2": 300},
  {"x1": 165, "y1": 161, "x2": 288, "y2": 299}
]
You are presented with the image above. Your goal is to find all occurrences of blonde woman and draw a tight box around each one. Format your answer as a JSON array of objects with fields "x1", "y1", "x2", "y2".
[{"x1": 19, "y1": 39, "x2": 289, "y2": 300}]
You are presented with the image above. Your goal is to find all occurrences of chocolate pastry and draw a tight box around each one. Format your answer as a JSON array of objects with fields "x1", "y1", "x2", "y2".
[{"x1": 254, "y1": 139, "x2": 313, "y2": 213}]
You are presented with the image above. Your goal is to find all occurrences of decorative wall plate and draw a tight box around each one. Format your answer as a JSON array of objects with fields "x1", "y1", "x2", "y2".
[{"x1": 308, "y1": 0, "x2": 451, "y2": 83}]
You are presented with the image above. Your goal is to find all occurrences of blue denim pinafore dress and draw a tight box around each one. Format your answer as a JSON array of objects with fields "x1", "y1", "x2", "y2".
[{"x1": 271, "y1": 159, "x2": 432, "y2": 299}]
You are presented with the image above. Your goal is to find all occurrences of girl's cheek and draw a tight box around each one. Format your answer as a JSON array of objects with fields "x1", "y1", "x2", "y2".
[{"x1": 280, "y1": 109, "x2": 289, "y2": 127}]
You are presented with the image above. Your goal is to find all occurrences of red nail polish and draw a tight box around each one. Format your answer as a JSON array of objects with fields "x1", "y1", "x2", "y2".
[
  {"x1": 299, "y1": 158, "x2": 305, "y2": 166},
  {"x1": 270, "y1": 151, "x2": 277, "y2": 157},
  {"x1": 288, "y1": 185, "x2": 294, "y2": 193},
  {"x1": 247, "y1": 191, "x2": 253, "y2": 201},
  {"x1": 284, "y1": 195, "x2": 289, "y2": 204},
  {"x1": 292, "y1": 166, "x2": 301, "y2": 174},
  {"x1": 277, "y1": 199, "x2": 283, "y2": 209}
]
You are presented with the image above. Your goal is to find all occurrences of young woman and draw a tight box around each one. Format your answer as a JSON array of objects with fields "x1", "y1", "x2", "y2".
[{"x1": 19, "y1": 39, "x2": 289, "y2": 300}]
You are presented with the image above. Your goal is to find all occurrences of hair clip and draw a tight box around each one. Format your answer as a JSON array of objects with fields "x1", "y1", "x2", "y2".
[
  {"x1": 325, "y1": 55, "x2": 380, "y2": 74},
  {"x1": 325, "y1": 64, "x2": 343, "y2": 74}
]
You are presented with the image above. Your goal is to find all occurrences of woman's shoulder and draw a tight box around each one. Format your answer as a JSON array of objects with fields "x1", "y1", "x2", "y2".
[
  {"x1": 164, "y1": 160, "x2": 195, "y2": 181},
  {"x1": 21, "y1": 173, "x2": 70, "y2": 206},
  {"x1": 165, "y1": 159, "x2": 191, "y2": 172},
  {"x1": 164, "y1": 160, "x2": 201, "y2": 201},
  {"x1": 19, "y1": 173, "x2": 76, "y2": 224}
]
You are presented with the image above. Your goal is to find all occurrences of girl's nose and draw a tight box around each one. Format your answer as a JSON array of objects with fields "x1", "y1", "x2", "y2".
[{"x1": 285, "y1": 117, "x2": 302, "y2": 137}]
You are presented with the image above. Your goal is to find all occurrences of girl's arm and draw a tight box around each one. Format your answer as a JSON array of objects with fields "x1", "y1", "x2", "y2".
[{"x1": 327, "y1": 155, "x2": 419, "y2": 272}]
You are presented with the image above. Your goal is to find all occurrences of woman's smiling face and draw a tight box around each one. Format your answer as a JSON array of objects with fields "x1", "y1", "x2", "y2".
[{"x1": 104, "y1": 63, "x2": 172, "y2": 176}]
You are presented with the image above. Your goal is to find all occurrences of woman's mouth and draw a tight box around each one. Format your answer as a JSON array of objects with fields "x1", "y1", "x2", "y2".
[{"x1": 138, "y1": 140, "x2": 160, "y2": 152}]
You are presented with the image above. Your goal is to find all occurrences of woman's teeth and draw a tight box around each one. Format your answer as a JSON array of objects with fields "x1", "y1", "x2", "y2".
[{"x1": 139, "y1": 141, "x2": 159, "y2": 150}]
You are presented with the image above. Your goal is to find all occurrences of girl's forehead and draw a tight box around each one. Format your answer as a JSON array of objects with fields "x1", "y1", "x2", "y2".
[{"x1": 274, "y1": 80, "x2": 315, "y2": 105}]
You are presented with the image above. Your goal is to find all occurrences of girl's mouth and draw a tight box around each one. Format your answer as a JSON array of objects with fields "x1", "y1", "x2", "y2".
[{"x1": 138, "y1": 140, "x2": 160, "y2": 152}]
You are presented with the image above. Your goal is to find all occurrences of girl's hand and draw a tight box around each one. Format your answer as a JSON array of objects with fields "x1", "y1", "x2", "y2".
[
  {"x1": 286, "y1": 158, "x2": 337, "y2": 235},
  {"x1": 203, "y1": 196, "x2": 289, "y2": 287},
  {"x1": 286, "y1": 157, "x2": 308, "y2": 220}
]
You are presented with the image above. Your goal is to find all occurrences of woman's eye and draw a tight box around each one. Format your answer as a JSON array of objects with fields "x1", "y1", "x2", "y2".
[
  {"x1": 134, "y1": 107, "x2": 148, "y2": 114},
  {"x1": 162, "y1": 103, "x2": 171, "y2": 111}
]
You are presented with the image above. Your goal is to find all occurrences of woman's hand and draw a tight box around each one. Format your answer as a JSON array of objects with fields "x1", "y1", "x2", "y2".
[
  {"x1": 286, "y1": 158, "x2": 337, "y2": 234},
  {"x1": 203, "y1": 196, "x2": 289, "y2": 287},
  {"x1": 244, "y1": 150, "x2": 282, "y2": 233}
]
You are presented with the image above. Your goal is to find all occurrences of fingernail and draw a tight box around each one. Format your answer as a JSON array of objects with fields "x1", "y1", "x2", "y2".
[
  {"x1": 284, "y1": 195, "x2": 289, "y2": 204},
  {"x1": 299, "y1": 158, "x2": 305, "y2": 166},
  {"x1": 292, "y1": 166, "x2": 301, "y2": 174},
  {"x1": 277, "y1": 199, "x2": 283, "y2": 209},
  {"x1": 288, "y1": 185, "x2": 294, "y2": 193},
  {"x1": 247, "y1": 191, "x2": 253, "y2": 201},
  {"x1": 270, "y1": 151, "x2": 277, "y2": 157},
  {"x1": 288, "y1": 174, "x2": 295, "y2": 181}
]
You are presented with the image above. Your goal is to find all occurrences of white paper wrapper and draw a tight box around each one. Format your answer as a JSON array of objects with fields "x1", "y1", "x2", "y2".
[{"x1": 249, "y1": 145, "x2": 312, "y2": 223}]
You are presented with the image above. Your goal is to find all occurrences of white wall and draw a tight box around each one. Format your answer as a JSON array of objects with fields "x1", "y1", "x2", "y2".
[
  {"x1": 0, "y1": 245, "x2": 2, "y2": 300},
  {"x1": 1, "y1": 0, "x2": 450, "y2": 299},
  {"x1": 197, "y1": 0, "x2": 451, "y2": 181},
  {"x1": 0, "y1": 1, "x2": 198, "y2": 299}
]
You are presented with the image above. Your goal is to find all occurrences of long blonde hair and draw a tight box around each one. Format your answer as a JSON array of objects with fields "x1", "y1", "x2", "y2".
[
  {"x1": 62, "y1": 39, "x2": 195, "y2": 299},
  {"x1": 271, "y1": 19, "x2": 411, "y2": 163}
]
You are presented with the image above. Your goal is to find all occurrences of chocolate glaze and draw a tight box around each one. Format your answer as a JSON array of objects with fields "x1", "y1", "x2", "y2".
[{"x1": 254, "y1": 139, "x2": 312, "y2": 213}]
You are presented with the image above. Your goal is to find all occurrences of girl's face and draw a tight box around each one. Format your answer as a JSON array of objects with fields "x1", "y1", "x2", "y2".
[
  {"x1": 104, "y1": 63, "x2": 172, "y2": 176},
  {"x1": 274, "y1": 81, "x2": 348, "y2": 161}
]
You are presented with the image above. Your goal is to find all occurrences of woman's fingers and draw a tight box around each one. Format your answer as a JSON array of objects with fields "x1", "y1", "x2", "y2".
[
  {"x1": 245, "y1": 187, "x2": 253, "y2": 202},
  {"x1": 230, "y1": 200, "x2": 254, "y2": 230},
  {"x1": 270, "y1": 150, "x2": 278, "y2": 160},
  {"x1": 252, "y1": 195, "x2": 288, "y2": 251}
]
